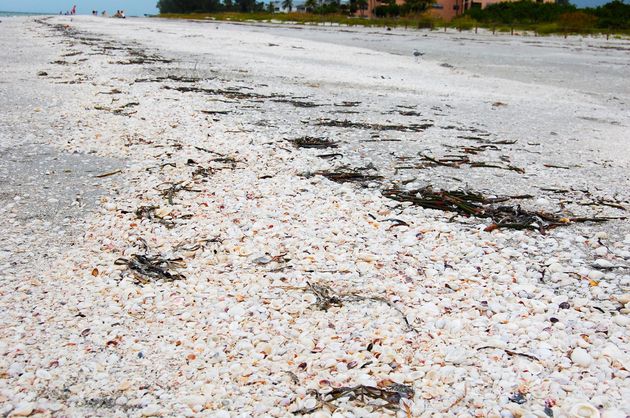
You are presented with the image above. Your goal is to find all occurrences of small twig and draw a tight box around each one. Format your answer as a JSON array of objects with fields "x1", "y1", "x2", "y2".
[
  {"x1": 94, "y1": 169, "x2": 122, "y2": 178},
  {"x1": 476, "y1": 346, "x2": 539, "y2": 361}
]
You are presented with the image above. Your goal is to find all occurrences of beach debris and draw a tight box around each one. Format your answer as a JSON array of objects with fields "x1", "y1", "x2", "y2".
[
  {"x1": 476, "y1": 346, "x2": 539, "y2": 362},
  {"x1": 304, "y1": 282, "x2": 416, "y2": 332},
  {"x1": 316, "y1": 118, "x2": 433, "y2": 132},
  {"x1": 313, "y1": 167, "x2": 383, "y2": 184},
  {"x1": 210, "y1": 156, "x2": 242, "y2": 170},
  {"x1": 306, "y1": 282, "x2": 343, "y2": 310},
  {"x1": 334, "y1": 101, "x2": 361, "y2": 107},
  {"x1": 317, "y1": 153, "x2": 343, "y2": 160},
  {"x1": 94, "y1": 102, "x2": 139, "y2": 117},
  {"x1": 133, "y1": 205, "x2": 176, "y2": 228},
  {"x1": 173, "y1": 237, "x2": 221, "y2": 255},
  {"x1": 111, "y1": 49, "x2": 173, "y2": 65},
  {"x1": 191, "y1": 165, "x2": 217, "y2": 179},
  {"x1": 135, "y1": 75, "x2": 201, "y2": 83},
  {"x1": 96, "y1": 88, "x2": 123, "y2": 95},
  {"x1": 62, "y1": 50, "x2": 82, "y2": 57},
  {"x1": 420, "y1": 153, "x2": 525, "y2": 173},
  {"x1": 381, "y1": 186, "x2": 618, "y2": 233},
  {"x1": 290, "y1": 136, "x2": 337, "y2": 149},
  {"x1": 114, "y1": 253, "x2": 186, "y2": 284},
  {"x1": 443, "y1": 144, "x2": 500, "y2": 155},
  {"x1": 157, "y1": 181, "x2": 200, "y2": 205},
  {"x1": 273, "y1": 98, "x2": 323, "y2": 108},
  {"x1": 199, "y1": 110, "x2": 230, "y2": 115},
  {"x1": 413, "y1": 49, "x2": 425, "y2": 58},
  {"x1": 508, "y1": 391, "x2": 527, "y2": 404},
  {"x1": 163, "y1": 85, "x2": 280, "y2": 101},
  {"x1": 94, "y1": 169, "x2": 122, "y2": 178},
  {"x1": 397, "y1": 110, "x2": 423, "y2": 116},
  {"x1": 294, "y1": 383, "x2": 415, "y2": 414}
]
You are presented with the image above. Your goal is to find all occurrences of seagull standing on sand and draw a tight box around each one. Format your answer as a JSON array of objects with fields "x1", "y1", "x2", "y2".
[{"x1": 413, "y1": 49, "x2": 425, "y2": 61}]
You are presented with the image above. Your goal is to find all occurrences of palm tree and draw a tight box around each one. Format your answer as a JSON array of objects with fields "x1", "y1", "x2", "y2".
[
  {"x1": 282, "y1": 0, "x2": 293, "y2": 11},
  {"x1": 357, "y1": 0, "x2": 368, "y2": 16},
  {"x1": 304, "y1": 0, "x2": 317, "y2": 12}
]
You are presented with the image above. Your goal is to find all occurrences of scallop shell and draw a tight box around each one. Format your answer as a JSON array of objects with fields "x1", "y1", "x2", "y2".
[{"x1": 569, "y1": 403, "x2": 601, "y2": 418}]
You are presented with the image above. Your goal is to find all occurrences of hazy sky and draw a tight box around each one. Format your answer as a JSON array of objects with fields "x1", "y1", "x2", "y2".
[
  {"x1": 0, "y1": 0, "x2": 616, "y2": 14},
  {"x1": 0, "y1": 1, "x2": 159, "y2": 15}
]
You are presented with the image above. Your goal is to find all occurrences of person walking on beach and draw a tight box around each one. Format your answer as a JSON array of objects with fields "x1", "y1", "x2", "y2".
[{"x1": 71, "y1": 5, "x2": 76, "y2": 15}]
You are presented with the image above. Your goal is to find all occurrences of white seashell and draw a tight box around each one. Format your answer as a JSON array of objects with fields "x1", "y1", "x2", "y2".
[
  {"x1": 600, "y1": 343, "x2": 630, "y2": 370},
  {"x1": 9, "y1": 403, "x2": 34, "y2": 417},
  {"x1": 612, "y1": 315, "x2": 629, "y2": 327},
  {"x1": 252, "y1": 255, "x2": 272, "y2": 264},
  {"x1": 154, "y1": 207, "x2": 171, "y2": 218},
  {"x1": 569, "y1": 402, "x2": 600, "y2": 418},
  {"x1": 444, "y1": 347, "x2": 468, "y2": 364},
  {"x1": 570, "y1": 348, "x2": 593, "y2": 367},
  {"x1": 303, "y1": 398, "x2": 318, "y2": 410},
  {"x1": 140, "y1": 404, "x2": 162, "y2": 417},
  {"x1": 592, "y1": 259, "x2": 613, "y2": 269},
  {"x1": 181, "y1": 395, "x2": 205, "y2": 408}
]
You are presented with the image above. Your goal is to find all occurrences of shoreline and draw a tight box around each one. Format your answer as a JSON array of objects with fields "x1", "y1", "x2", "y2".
[{"x1": 0, "y1": 15, "x2": 628, "y2": 417}]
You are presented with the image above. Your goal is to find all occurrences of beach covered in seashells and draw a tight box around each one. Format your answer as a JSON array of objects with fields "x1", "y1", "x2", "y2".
[{"x1": 0, "y1": 14, "x2": 629, "y2": 418}]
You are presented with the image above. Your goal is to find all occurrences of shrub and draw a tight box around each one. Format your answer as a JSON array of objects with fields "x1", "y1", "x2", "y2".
[
  {"x1": 558, "y1": 11, "x2": 597, "y2": 32},
  {"x1": 535, "y1": 22, "x2": 560, "y2": 34},
  {"x1": 451, "y1": 16, "x2": 477, "y2": 30}
]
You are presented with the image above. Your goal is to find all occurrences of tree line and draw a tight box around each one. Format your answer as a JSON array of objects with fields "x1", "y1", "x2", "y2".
[
  {"x1": 157, "y1": 0, "x2": 630, "y2": 30},
  {"x1": 157, "y1": 0, "x2": 266, "y2": 13},
  {"x1": 156, "y1": 0, "x2": 432, "y2": 14},
  {"x1": 466, "y1": 0, "x2": 630, "y2": 30}
]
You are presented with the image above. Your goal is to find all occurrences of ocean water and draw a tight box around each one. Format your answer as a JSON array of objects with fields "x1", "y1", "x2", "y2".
[{"x1": 0, "y1": 11, "x2": 53, "y2": 17}]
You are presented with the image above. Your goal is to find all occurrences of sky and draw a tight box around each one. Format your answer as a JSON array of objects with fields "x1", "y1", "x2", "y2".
[
  {"x1": 0, "y1": 1, "x2": 159, "y2": 16},
  {"x1": 0, "y1": 0, "x2": 617, "y2": 14}
]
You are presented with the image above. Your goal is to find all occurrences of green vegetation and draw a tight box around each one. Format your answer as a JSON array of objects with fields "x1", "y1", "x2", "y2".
[
  {"x1": 158, "y1": 11, "x2": 442, "y2": 29},
  {"x1": 466, "y1": 0, "x2": 630, "y2": 32},
  {"x1": 157, "y1": 0, "x2": 433, "y2": 16},
  {"x1": 157, "y1": 0, "x2": 630, "y2": 36}
]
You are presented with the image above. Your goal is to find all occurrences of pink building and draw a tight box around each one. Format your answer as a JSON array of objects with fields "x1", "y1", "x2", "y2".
[
  {"x1": 354, "y1": 0, "x2": 406, "y2": 18},
  {"x1": 430, "y1": 0, "x2": 554, "y2": 21}
]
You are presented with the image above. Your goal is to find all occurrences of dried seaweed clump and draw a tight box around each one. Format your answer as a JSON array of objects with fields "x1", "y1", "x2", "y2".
[
  {"x1": 290, "y1": 136, "x2": 338, "y2": 149},
  {"x1": 304, "y1": 282, "x2": 416, "y2": 332},
  {"x1": 115, "y1": 254, "x2": 186, "y2": 284},
  {"x1": 294, "y1": 383, "x2": 415, "y2": 414},
  {"x1": 382, "y1": 186, "x2": 616, "y2": 233},
  {"x1": 314, "y1": 167, "x2": 383, "y2": 184}
]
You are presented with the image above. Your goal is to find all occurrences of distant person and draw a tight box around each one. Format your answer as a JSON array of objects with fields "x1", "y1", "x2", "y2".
[
  {"x1": 102, "y1": 10, "x2": 107, "y2": 17},
  {"x1": 71, "y1": 5, "x2": 76, "y2": 15}
]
